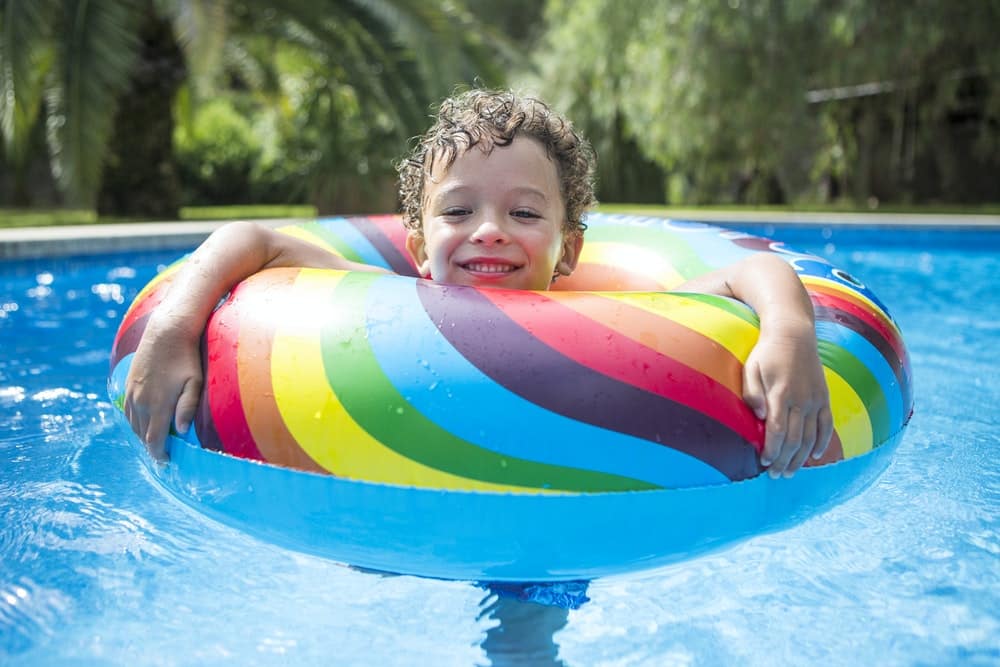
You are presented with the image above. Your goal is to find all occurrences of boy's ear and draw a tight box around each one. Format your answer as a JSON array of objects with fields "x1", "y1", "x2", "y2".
[
  {"x1": 405, "y1": 231, "x2": 432, "y2": 278},
  {"x1": 555, "y1": 232, "x2": 585, "y2": 276}
]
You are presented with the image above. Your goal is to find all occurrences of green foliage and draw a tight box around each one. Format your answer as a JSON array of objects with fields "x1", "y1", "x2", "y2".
[
  {"x1": 174, "y1": 98, "x2": 263, "y2": 205},
  {"x1": 531, "y1": 0, "x2": 1000, "y2": 205},
  {"x1": 519, "y1": 1, "x2": 665, "y2": 203},
  {"x1": 0, "y1": 0, "x2": 57, "y2": 169},
  {"x1": 0, "y1": 0, "x2": 141, "y2": 206},
  {"x1": 216, "y1": 0, "x2": 513, "y2": 212},
  {"x1": 1, "y1": 0, "x2": 514, "y2": 212}
]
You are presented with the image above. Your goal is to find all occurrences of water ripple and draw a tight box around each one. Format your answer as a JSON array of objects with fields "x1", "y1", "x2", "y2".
[
  {"x1": 0, "y1": 577, "x2": 73, "y2": 660},
  {"x1": 1, "y1": 480, "x2": 168, "y2": 563}
]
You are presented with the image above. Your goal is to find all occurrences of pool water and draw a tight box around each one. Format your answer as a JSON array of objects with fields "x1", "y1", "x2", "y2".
[{"x1": 1, "y1": 225, "x2": 998, "y2": 666}]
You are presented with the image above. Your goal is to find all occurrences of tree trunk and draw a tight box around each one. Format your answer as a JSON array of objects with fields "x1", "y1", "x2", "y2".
[{"x1": 97, "y1": 1, "x2": 185, "y2": 219}]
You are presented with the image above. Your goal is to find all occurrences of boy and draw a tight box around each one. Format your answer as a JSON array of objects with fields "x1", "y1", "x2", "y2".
[{"x1": 124, "y1": 89, "x2": 832, "y2": 478}]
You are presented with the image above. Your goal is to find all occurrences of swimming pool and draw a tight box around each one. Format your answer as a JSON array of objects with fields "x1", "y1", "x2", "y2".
[{"x1": 1, "y1": 223, "x2": 998, "y2": 665}]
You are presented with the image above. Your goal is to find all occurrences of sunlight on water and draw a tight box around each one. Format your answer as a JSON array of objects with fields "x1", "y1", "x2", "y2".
[{"x1": 1, "y1": 232, "x2": 999, "y2": 666}]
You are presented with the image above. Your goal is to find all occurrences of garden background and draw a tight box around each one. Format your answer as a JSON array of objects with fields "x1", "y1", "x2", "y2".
[{"x1": 1, "y1": 0, "x2": 998, "y2": 226}]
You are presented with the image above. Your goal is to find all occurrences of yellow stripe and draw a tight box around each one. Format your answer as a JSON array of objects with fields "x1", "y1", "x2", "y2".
[
  {"x1": 581, "y1": 292, "x2": 761, "y2": 362},
  {"x1": 579, "y1": 242, "x2": 686, "y2": 288},
  {"x1": 276, "y1": 224, "x2": 344, "y2": 255},
  {"x1": 825, "y1": 367, "x2": 874, "y2": 459},
  {"x1": 269, "y1": 269, "x2": 530, "y2": 492},
  {"x1": 125, "y1": 261, "x2": 184, "y2": 319}
]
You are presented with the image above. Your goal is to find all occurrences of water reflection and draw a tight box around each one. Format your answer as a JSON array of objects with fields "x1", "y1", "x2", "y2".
[{"x1": 478, "y1": 582, "x2": 589, "y2": 666}]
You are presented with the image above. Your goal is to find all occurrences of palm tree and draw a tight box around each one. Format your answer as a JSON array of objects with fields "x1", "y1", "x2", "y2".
[
  {"x1": 0, "y1": 0, "x2": 509, "y2": 216},
  {"x1": 1, "y1": 0, "x2": 142, "y2": 208}
]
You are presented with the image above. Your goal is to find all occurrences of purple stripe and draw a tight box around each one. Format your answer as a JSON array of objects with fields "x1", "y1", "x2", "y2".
[
  {"x1": 110, "y1": 312, "x2": 150, "y2": 369},
  {"x1": 814, "y1": 304, "x2": 911, "y2": 408},
  {"x1": 347, "y1": 216, "x2": 419, "y2": 277},
  {"x1": 193, "y1": 335, "x2": 223, "y2": 452},
  {"x1": 416, "y1": 283, "x2": 762, "y2": 481}
]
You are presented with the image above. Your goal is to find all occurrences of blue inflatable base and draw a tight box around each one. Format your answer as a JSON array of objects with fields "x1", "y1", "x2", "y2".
[{"x1": 138, "y1": 425, "x2": 899, "y2": 582}]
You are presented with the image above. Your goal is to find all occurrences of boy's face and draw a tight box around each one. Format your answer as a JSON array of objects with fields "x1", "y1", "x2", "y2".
[{"x1": 405, "y1": 135, "x2": 583, "y2": 291}]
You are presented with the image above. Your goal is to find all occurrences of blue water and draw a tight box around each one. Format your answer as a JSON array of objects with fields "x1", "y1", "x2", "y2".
[{"x1": 2, "y1": 226, "x2": 998, "y2": 666}]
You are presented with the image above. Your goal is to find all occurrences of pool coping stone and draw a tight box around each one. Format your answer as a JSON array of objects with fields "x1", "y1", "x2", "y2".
[{"x1": 1, "y1": 211, "x2": 998, "y2": 259}]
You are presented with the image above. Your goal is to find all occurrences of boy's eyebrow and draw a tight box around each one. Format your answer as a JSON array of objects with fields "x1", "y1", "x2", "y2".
[
  {"x1": 431, "y1": 184, "x2": 550, "y2": 203},
  {"x1": 508, "y1": 186, "x2": 550, "y2": 201}
]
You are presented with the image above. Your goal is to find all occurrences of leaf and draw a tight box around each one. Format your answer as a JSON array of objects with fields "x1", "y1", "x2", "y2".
[
  {"x1": 50, "y1": 0, "x2": 142, "y2": 204},
  {"x1": 0, "y1": 0, "x2": 59, "y2": 161}
]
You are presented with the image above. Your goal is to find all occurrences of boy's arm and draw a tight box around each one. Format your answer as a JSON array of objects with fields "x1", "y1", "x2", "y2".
[
  {"x1": 124, "y1": 221, "x2": 384, "y2": 459},
  {"x1": 676, "y1": 253, "x2": 833, "y2": 477}
]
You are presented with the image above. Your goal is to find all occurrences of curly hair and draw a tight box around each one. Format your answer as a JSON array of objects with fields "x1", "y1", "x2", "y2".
[{"x1": 397, "y1": 89, "x2": 596, "y2": 237}]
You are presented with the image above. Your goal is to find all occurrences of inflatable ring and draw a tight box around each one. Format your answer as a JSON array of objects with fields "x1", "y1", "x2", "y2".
[{"x1": 108, "y1": 213, "x2": 912, "y2": 581}]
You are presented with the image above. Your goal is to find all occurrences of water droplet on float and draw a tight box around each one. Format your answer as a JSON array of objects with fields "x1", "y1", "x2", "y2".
[
  {"x1": 428, "y1": 381, "x2": 439, "y2": 391},
  {"x1": 395, "y1": 406, "x2": 404, "y2": 415}
]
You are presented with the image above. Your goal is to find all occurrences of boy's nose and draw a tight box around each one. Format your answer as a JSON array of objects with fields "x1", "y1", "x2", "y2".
[{"x1": 471, "y1": 216, "x2": 509, "y2": 244}]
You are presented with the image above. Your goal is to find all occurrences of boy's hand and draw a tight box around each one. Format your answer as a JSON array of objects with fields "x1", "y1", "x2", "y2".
[
  {"x1": 123, "y1": 317, "x2": 203, "y2": 461},
  {"x1": 118, "y1": 221, "x2": 380, "y2": 462},
  {"x1": 742, "y1": 322, "x2": 834, "y2": 478}
]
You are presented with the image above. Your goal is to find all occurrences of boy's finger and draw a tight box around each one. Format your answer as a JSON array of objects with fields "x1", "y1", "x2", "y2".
[
  {"x1": 174, "y1": 378, "x2": 203, "y2": 436},
  {"x1": 813, "y1": 406, "x2": 834, "y2": 460},
  {"x1": 785, "y1": 411, "x2": 818, "y2": 475},
  {"x1": 145, "y1": 437, "x2": 166, "y2": 462},
  {"x1": 768, "y1": 441, "x2": 800, "y2": 478},
  {"x1": 144, "y1": 412, "x2": 170, "y2": 460},
  {"x1": 742, "y1": 365, "x2": 767, "y2": 420},
  {"x1": 768, "y1": 409, "x2": 803, "y2": 478},
  {"x1": 123, "y1": 399, "x2": 134, "y2": 431},
  {"x1": 761, "y1": 407, "x2": 786, "y2": 468}
]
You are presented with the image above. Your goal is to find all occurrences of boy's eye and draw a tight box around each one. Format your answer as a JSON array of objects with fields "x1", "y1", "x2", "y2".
[
  {"x1": 512, "y1": 209, "x2": 540, "y2": 220},
  {"x1": 442, "y1": 207, "x2": 471, "y2": 217}
]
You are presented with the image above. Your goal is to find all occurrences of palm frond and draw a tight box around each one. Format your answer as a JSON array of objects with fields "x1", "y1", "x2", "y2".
[
  {"x1": 241, "y1": 0, "x2": 424, "y2": 134},
  {"x1": 351, "y1": 0, "x2": 512, "y2": 93},
  {"x1": 0, "y1": 0, "x2": 59, "y2": 162},
  {"x1": 170, "y1": 0, "x2": 228, "y2": 97},
  {"x1": 50, "y1": 0, "x2": 142, "y2": 203}
]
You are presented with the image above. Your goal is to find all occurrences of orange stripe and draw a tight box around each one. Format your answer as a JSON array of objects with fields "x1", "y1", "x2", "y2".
[
  {"x1": 234, "y1": 270, "x2": 326, "y2": 473},
  {"x1": 554, "y1": 263, "x2": 669, "y2": 292},
  {"x1": 557, "y1": 295, "x2": 745, "y2": 396}
]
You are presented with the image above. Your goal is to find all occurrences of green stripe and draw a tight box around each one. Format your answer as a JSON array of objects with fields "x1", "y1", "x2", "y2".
[
  {"x1": 292, "y1": 219, "x2": 365, "y2": 263},
  {"x1": 320, "y1": 272, "x2": 659, "y2": 492},
  {"x1": 586, "y1": 225, "x2": 713, "y2": 278},
  {"x1": 817, "y1": 339, "x2": 889, "y2": 446},
  {"x1": 674, "y1": 292, "x2": 760, "y2": 326}
]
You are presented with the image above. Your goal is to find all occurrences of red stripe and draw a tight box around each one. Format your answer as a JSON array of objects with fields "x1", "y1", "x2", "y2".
[
  {"x1": 806, "y1": 282, "x2": 898, "y2": 334},
  {"x1": 367, "y1": 214, "x2": 418, "y2": 272},
  {"x1": 113, "y1": 277, "x2": 172, "y2": 352},
  {"x1": 554, "y1": 293, "x2": 745, "y2": 395},
  {"x1": 481, "y1": 290, "x2": 764, "y2": 449},
  {"x1": 204, "y1": 286, "x2": 264, "y2": 461},
  {"x1": 810, "y1": 291, "x2": 906, "y2": 362}
]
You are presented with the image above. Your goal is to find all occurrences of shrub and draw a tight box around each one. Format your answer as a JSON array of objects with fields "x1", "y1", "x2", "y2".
[{"x1": 175, "y1": 99, "x2": 263, "y2": 205}]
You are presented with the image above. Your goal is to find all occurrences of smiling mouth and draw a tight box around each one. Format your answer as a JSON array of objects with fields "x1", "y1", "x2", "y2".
[{"x1": 461, "y1": 262, "x2": 519, "y2": 274}]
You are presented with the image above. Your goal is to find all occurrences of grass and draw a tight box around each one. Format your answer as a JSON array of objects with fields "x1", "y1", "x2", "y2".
[
  {"x1": 2, "y1": 202, "x2": 998, "y2": 230},
  {"x1": 180, "y1": 205, "x2": 317, "y2": 221},
  {"x1": 0, "y1": 208, "x2": 98, "y2": 228},
  {"x1": 0, "y1": 205, "x2": 318, "y2": 229},
  {"x1": 597, "y1": 202, "x2": 1000, "y2": 216}
]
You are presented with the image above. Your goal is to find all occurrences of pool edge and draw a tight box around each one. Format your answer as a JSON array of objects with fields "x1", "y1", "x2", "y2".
[{"x1": 2, "y1": 212, "x2": 999, "y2": 259}]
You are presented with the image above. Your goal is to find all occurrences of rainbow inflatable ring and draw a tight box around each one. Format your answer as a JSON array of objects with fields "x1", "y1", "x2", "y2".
[{"x1": 109, "y1": 213, "x2": 912, "y2": 581}]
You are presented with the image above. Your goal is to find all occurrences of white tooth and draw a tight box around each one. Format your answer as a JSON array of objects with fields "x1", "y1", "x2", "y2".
[{"x1": 467, "y1": 263, "x2": 513, "y2": 273}]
